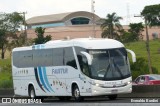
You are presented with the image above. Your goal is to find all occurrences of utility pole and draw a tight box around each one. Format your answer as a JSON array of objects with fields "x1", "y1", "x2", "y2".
[
  {"x1": 91, "y1": 0, "x2": 96, "y2": 38},
  {"x1": 144, "y1": 17, "x2": 153, "y2": 74},
  {"x1": 18, "y1": 12, "x2": 27, "y2": 42},
  {"x1": 23, "y1": 12, "x2": 27, "y2": 41},
  {"x1": 126, "y1": 3, "x2": 131, "y2": 25},
  {"x1": 134, "y1": 15, "x2": 153, "y2": 74}
]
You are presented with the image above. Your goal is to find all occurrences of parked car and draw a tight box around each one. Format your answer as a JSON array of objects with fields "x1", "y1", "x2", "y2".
[{"x1": 133, "y1": 74, "x2": 160, "y2": 85}]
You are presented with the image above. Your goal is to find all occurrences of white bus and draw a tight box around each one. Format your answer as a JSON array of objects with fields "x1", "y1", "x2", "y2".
[{"x1": 12, "y1": 38, "x2": 136, "y2": 101}]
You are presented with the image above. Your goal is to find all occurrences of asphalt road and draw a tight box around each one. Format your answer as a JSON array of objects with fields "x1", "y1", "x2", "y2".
[{"x1": 0, "y1": 97, "x2": 160, "y2": 106}]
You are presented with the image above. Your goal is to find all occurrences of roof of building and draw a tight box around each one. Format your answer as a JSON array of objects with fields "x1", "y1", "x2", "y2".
[{"x1": 26, "y1": 11, "x2": 100, "y2": 25}]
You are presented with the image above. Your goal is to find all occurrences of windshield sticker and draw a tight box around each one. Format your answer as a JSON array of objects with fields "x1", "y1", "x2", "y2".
[{"x1": 90, "y1": 51, "x2": 106, "y2": 54}]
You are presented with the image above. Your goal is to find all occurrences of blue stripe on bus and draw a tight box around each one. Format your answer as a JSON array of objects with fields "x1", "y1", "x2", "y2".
[
  {"x1": 43, "y1": 67, "x2": 54, "y2": 92},
  {"x1": 37, "y1": 67, "x2": 50, "y2": 92},
  {"x1": 39, "y1": 44, "x2": 54, "y2": 92},
  {"x1": 34, "y1": 68, "x2": 46, "y2": 92}
]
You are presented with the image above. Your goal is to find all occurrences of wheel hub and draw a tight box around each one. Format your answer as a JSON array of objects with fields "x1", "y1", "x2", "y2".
[{"x1": 74, "y1": 88, "x2": 80, "y2": 98}]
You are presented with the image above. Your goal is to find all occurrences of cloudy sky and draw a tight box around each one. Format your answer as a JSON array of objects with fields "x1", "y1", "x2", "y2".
[{"x1": 0, "y1": 0, "x2": 160, "y2": 25}]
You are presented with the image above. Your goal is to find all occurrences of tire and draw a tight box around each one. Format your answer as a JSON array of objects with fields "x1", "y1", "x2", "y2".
[
  {"x1": 108, "y1": 94, "x2": 117, "y2": 100},
  {"x1": 29, "y1": 86, "x2": 36, "y2": 99},
  {"x1": 72, "y1": 85, "x2": 83, "y2": 102}
]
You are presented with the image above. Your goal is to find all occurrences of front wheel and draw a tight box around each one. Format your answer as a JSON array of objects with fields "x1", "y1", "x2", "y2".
[
  {"x1": 108, "y1": 94, "x2": 117, "y2": 100},
  {"x1": 29, "y1": 86, "x2": 36, "y2": 99},
  {"x1": 73, "y1": 85, "x2": 83, "y2": 102}
]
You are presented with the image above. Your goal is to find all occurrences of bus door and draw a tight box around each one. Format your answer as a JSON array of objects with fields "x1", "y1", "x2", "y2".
[{"x1": 78, "y1": 54, "x2": 92, "y2": 94}]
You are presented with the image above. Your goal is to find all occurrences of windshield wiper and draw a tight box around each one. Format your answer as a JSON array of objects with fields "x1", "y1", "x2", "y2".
[
  {"x1": 113, "y1": 59, "x2": 124, "y2": 79},
  {"x1": 103, "y1": 64, "x2": 110, "y2": 80}
]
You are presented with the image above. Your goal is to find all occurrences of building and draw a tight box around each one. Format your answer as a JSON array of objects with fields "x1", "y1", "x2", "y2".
[
  {"x1": 26, "y1": 11, "x2": 160, "y2": 40},
  {"x1": 26, "y1": 11, "x2": 102, "y2": 40}
]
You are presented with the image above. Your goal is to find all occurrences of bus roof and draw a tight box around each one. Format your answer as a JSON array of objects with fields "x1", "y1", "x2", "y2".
[{"x1": 12, "y1": 38, "x2": 124, "y2": 52}]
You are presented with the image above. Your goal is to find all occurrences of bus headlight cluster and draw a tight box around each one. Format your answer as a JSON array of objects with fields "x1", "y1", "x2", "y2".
[
  {"x1": 90, "y1": 81, "x2": 100, "y2": 87},
  {"x1": 124, "y1": 80, "x2": 132, "y2": 85}
]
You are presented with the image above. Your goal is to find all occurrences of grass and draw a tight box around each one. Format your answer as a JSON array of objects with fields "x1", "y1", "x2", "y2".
[
  {"x1": 125, "y1": 39, "x2": 160, "y2": 73},
  {"x1": 0, "y1": 59, "x2": 13, "y2": 88}
]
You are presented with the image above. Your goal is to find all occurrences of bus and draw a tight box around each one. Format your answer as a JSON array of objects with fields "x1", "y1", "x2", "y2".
[{"x1": 12, "y1": 38, "x2": 136, "y2": 101}]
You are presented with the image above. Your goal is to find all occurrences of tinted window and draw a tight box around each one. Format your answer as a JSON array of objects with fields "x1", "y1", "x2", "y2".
[
  {"x1": 88, "y1": 48, "x2": 130, "y2": 81},
  {"x1": 71, "y1": 17, "x2": 90, "y2": 25},
  {"x1": 140, "y1": 76, "x2": 145, "y2": 82},
  {"x1": 13, "y1": 48, "x2": 64, "y2": 68},
  {"x1": 33, "y1": 49, "x2": 53, "y2": 67},
  {"x1": 135, "y1": 77, "x2": 140, "y2": 83},
  {"x1": 149, "y1": 76, "x2": 155, "y2": 80},
  {"x1": 75, "y1": 47, "x2": 90, "y2": 76},
  {"x1": 13, "y1": 50, "x2": 33, "y2": 68},
  {"x1": 52, "y1": 48, "x2": 64, "y2": 66},
  {"x1": 64, "y1": 47, "x2": 77, "y2": 69}
]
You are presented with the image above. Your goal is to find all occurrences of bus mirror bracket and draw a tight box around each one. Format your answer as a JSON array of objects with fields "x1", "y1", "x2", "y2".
[
  {"x1": 80, "y1": 51, "x2": 92, "y2": 65},
  {"x1": 126, "y1": 49, "x2": 136, "y2": 63}
]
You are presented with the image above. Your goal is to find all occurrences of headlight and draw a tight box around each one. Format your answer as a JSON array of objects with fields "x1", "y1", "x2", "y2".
[
  {"x1": 124, "y1": 80, "x2": 132, "y2": 85},
  {"x1": 90, "y1": 81, "x2": 100, "y2": 86},
  {"x1": 90, "y1": 80, "x2": 96, "y2": 85},
  {"x1": 95, "y1": 83, "x2": 100, "y2": 86}
]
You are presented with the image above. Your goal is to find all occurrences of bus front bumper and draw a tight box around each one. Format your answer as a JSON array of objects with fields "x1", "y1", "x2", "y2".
[{"x1": 91, "y1": 84, "x2": 132, "y2": 96}]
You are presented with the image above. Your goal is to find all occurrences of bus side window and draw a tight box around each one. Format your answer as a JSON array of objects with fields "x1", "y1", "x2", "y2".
[
  {"x1": 52, "y1": 48, "x2": 64, "y2": 66},
  {"x1": 77, "y1": 55, "x2": 89, "y2": 76},
  {"x1": 82, "y1": 55, "x2": 90, "y2": 76},
  {"x1": 64, "y1": 47, "x2": 77, "y2": 69}
]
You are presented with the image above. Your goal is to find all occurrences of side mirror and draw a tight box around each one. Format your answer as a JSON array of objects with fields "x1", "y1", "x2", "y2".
[
  {"x1": 80, "y1": 51, "x2": 92, "y2": 65},
  {"x1": 126, "y1": 49, "x2": 136, "y2": 63}
]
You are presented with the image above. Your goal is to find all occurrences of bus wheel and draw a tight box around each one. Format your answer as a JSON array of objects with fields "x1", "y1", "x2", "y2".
[
  {"x1": 73, "y1": 85, "x2": 83, "y2": 102},
  {"x1": 108, "y1": 94, "x2": 117, "y2": 100},
  {"x1": 29, "y1": 86, "x2": 36, "y2": 99}
]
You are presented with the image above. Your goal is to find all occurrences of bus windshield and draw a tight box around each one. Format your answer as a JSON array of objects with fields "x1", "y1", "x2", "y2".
[{"x1": 88, "y1": 48, "x2": 131, "y2": 81}]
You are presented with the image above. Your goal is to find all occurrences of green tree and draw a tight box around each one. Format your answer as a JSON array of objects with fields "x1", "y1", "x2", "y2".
[
  {"x1": 141, "y1": 4, "x2": 160, "y2": 74},
  {"x1": 120, "y1": 23, "x2": 144, "y2": 43},
  {"x1": 34, "y1": 27, "x2": 51, "y2": 44},
  {"x1": 141, "y1": 4, "x2": 160, "y2": 27},
  {"x1": 130, "y1": 57, "x2": 158, "y2": 80},
  {"x1": 0, "y1": 12, "x2": 23, "y2": 59},
  {"x1": 119, "y1": 30, "x2": 132, "y2": 43},
  {"x1": 101, "y1": 12, "x2": 122, "y2": 39},
  {"x1": 128, "y1": 23, "x2": 144, "y2": 41}
]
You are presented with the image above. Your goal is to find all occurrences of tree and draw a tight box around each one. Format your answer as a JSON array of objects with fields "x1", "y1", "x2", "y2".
[
  {"x1": 128, "y1": 23, "x2": 144, "y2": 41},
  {"x1": 141, "y1": 4, "x2": 160, "y2": 74},
  {"x1": 34, "y1": 27, "x2": 51, "y2": 44},
  {"x1": 130, "y1": 57, "x2": 158, "y2": 80},
  {"x1": 0, "y1": 12, "x2": 23, "y2": 59},
  {"x1": 101, "y1": 12, "x2": 122, "y2": 39},
  {"x1": 141, "y1": 4, "x2": 160, "y2": 27},
  {"x1": 120, "y1": 23, "x2": 144, "y2": 43},
  {"x1": 119, "y1": 30, "x2": 132, "y2": 43}
]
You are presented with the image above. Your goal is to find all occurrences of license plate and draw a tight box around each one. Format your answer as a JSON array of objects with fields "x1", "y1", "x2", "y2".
[{"x1": 111, "y1": 89, "x2": 118, "y2": 93}]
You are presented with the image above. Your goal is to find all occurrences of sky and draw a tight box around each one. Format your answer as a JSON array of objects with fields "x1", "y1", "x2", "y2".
[{"x1": 0, "y1": 0, "x2": 160, "y2": 25}]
